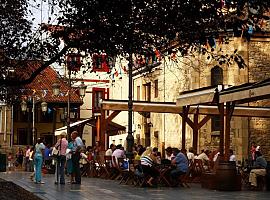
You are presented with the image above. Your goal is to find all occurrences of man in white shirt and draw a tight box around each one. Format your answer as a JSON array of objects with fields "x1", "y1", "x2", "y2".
[
  {"x1": 71, "y1": 131, "x2": 84, "y2": 184},
  {"x1": 197, "y1": 150, "x2": 210, "y2": 170},
  {"x1": 187, "y1": 147, "x2": 195, "y2": 162},
  {"x1": 112, "y1": 144, "x2": 125, "y2": 167},
  {"x1": 229, "y1": 149, "x2": 236, "y2": 162},
  {"x1": 105, "y1": 144, "x2": 116, "y2": 156}
]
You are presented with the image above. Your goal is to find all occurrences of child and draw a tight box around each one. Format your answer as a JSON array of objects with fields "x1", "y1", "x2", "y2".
[
  {"x1": 7, "y1": 153, "x2": 14, "y2": 171},
  {"x1": 66, "y1": 141, "x2": 74, "y2": 183}
]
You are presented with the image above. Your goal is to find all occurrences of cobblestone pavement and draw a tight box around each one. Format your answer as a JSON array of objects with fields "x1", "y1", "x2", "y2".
[{"x1": 0, "y1": 171, "x2": 269, "y2": 200}]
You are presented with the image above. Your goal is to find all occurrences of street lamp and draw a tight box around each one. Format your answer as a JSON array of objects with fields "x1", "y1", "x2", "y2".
[
  {"x1": 20, "y1": 100, "x2": 27, "y2": 113},
  {"x1": 51, "y1": 80, "x2": 87, "y2": 139},
  {"x1": 52, "y1": 81, "x2": 61, "y2": 96},
  {"x1": 21, "y1": 97, "x2": 47, "y2": 144},
  {"x1": 79, "y1": 81, "x2": 87, "y2": 98}
]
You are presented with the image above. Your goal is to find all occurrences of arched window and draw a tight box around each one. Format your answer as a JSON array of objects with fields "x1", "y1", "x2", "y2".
[
  {"x1": 211, "y1": 65, "x2": 223, "y2": 86},
  {"x1": 211, "y1": 66, "x2": 223, "y2": 132}
]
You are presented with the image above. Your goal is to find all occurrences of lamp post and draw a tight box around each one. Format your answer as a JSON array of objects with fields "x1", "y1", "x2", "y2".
[
  {"x1": 52, "y1": 80, "x2": 87, "y2": 139},
  {"x1": 126, "y1": 53, "x2": 134, "y2": 158},
  {"x1": 21, "y1": 97, "x2": 47, "y2": 144}
]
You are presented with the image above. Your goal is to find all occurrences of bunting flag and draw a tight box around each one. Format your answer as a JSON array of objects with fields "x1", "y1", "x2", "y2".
[
  {"x1": 42, "y1": 89, "x2": 48, "y2": 98},
  {"x1": 248, "y1": 25, "x2": 253, "y2": 35},
  {"x1": 171, "y1": 52, "x2": 177, "y2": 61},
  {"x1": 218, "y1": 36, "x2": 224, "y2": 45},
  {"x1": 32, "y1": 89, "x2": 36, "y2": 95},
  {"x1": 208, "y1": 37, "x2": 216, "y2": 48},
  {"x1": 154, "y1": 48, "x2": 161, "y2": 61},
  {"x1": 122, "y1": 65, "x2": 127, "y2": 73},
  {"x1": 65, "y1": 90, "x2": 69, "y2": 96},
  {"x1": 114, "y1": 70, "x2": 119, "y2": 77}
]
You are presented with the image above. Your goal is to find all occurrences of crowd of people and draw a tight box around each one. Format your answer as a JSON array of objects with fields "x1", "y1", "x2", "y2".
[{"x1": 6, "y1": 137, "x2": 268, "y2": 189}]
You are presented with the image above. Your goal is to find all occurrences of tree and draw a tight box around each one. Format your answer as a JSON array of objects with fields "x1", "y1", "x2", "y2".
[{"x1": 1, "y1": 0, "x2": 270, "y2": 88}]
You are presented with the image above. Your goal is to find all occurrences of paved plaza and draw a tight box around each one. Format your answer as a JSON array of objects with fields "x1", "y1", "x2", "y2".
[{"x1": 0, "y1": 171, "x2": 269, "y2": 200}]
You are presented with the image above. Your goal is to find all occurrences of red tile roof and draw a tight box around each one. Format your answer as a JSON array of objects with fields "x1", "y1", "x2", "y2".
[{"x1": 19, "y1": 61, "x2": 83, "y2": 104}]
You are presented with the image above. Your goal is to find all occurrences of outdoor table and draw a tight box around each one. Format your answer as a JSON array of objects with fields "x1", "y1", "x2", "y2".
[{"x1": 156, "y1": 164, "x2": 173, "y2": 187}]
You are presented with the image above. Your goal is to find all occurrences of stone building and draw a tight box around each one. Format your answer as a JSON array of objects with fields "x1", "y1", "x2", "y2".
[{"x1": 109, "y1": 34, "x2": 270, "y2": 161}]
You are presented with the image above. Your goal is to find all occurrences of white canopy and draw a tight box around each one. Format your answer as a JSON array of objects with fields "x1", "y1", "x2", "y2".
[{"x1": 54, "y1": 119, "x2": 93, "y2": 136}]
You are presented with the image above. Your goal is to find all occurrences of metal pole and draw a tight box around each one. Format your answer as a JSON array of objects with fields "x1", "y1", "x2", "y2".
[
  {"x1": 67, "y1": 70, "x2": 71, "y2": 139},
  {"x1": 32, "y1": 97, "x2": 35, "y2": 144},
  {"x1": 11, "y1": 105, "x2": 14, "y2": 147},
  {"x1": 126, "y1": 53, "x2": 134, "y2": 158}
]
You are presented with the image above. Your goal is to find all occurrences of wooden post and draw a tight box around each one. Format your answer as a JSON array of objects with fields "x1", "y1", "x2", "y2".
[
  {"x1": 219, "y1": 103, "x2": 225, "y2": 158},
  {"x1": 96, "y1": 115, "x2": 100, "y2": 142},
  {"x1": 193, "y1": 112, "x2": 199, "y2": 154},
  {"x1": 100, "y1": 109, "x2": 106, "y2": 151},
  {"x1": 181, "y1": 106, "x2": 189, "y2": 151},
  {"x1": 225, "y1": 102, "x2": 235, "y2": 161}
]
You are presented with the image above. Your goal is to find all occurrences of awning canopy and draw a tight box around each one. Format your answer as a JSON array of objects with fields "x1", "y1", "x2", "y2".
[
  {"x1": 55, "y1": 118, "x2": 95, "y2": 136},
  {"x1": 54, "y1": 118, "x2": 126, "y2": 136}
]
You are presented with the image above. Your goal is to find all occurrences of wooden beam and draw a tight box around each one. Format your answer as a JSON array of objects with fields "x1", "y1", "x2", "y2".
[
  {"x1": 197, "y1": 115, "x2": 211, "y2": 130},
  {"x1": 219, "y1": 84, "x2": 270, "y2": 103},
  {"x1": 177, "y1": 87, "x2": 217, "y2": 106},
  {"x1": 101, "y1": 100, "x2": 270, "y2": 118},
  {"x1": 106, "y1": 111, "x2": 121, "y2": 124},
  {"x1": 180, "y1": 114, "x2": 195, "y2": 129}
]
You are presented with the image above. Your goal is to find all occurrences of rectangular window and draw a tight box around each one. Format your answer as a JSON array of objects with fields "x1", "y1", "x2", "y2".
[
  {"x1": 137, "y1": 86, "x2": 140, "y2": 100},
  {"x1": 39, "y1": 107, "x2": 54, "y2": 123},
  {"x1": 211, "y1": 116, "x2": 221, "y2": 132},
  {"x1": 92, "y1": 88, "x2": 105, "y2": 113},
  {"x1": 16, "y1": 128, "x2": 33, "y2": 145},
  {"x1": 92, "y1": 53, "x2": 110, "y2": 72},
  {"x1": 154, "y1": 80, "x2": 158, "y2": 98},
  {"x1": 143, "y1": 83, "x2": 151, "y2": 102}
]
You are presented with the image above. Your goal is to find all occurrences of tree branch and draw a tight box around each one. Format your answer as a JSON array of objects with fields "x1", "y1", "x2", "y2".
[{"x1": 0, "y1": 46, "x2": 69, "y2": 87}]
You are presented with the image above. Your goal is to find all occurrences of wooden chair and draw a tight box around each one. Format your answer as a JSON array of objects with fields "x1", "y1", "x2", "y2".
[
  {"x1": 104, "y1": 155, "x2": 114, "y2": 179},
  {"x1": 190, "y1": 159, "x2": 205, "y2": 182},
  {"x1": 158, "y1": 165, "x2": 172, "y2": 187},
  {"x1": 177, "y1": 161, "x2": 193, "y2": 188},
  {"x1": 132, "y1": 160, "x2": 148, "y2": 187},
  {"x1": 96, "y1": 155, "x2": 110, "y2": 178},
  {"x1": 116, "y1": 157, "x2": 133, "y2": 184}
]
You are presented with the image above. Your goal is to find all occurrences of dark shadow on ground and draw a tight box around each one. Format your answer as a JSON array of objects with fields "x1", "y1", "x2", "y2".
[{"x1": 0, "y1": 178, "x2": 42, "y2": 200}]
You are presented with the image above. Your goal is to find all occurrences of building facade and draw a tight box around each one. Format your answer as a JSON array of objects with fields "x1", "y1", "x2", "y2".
[{"x1": 109, "y1": 35, "x2": 270, "y2": 161}]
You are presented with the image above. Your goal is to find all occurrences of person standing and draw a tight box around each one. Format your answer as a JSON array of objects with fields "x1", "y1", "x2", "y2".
[
  {"x1": 34, "y1": 138, "x2": 45, "y2": 184},
  {"x1": 66, "y1": 139, "x2": 74, "y2": 183},
  {"x1": 71, "y1": 131, "x2": 84, "y2": 184},
  {"x1": 16, "y1": 147, "x2": 24, "y2": 169},
  {"x1": 54, "y1": 132, "x2": 68, "y2": 185},
  {"x1": 25, "y1": 146, "x2": 30, "y2": 171}
]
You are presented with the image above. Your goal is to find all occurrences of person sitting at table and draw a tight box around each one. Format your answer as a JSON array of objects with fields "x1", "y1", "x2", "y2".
[
  {"x1": 105, "y1": 144, "x2": 116, "y2": 156},
  {"x1": 187, "y1": 147, "x2": 195, "y2": 163},
  {"x1": 170, "y1": 148, "x2": 189, "y2": 186},
  {"x1": 135, "y1": 147, "x2": 145, "y2": 161},
  {"x1": 140, "y1": 147, "x2": 160, "y2": 186},
  {"x1": 196, "y1": 149, "x2": 210, "y2": 170},
  {"x1": 249, "y1": 150, "x2": 267, "y2": 188},
  {"x1": 112, "y1": 144, "x2": 125, "y2": 167},
  {"x1": 229, "y1": 149, "x2": 236, "y2": 162},
  {"x1": 165, "y1": 147, "x2": 174, "y2": 160}
]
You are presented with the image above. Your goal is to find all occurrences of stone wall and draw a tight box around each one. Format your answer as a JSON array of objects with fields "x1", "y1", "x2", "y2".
[{"x1": 248, "y1": 39, "x2": 270, "y2": 160}]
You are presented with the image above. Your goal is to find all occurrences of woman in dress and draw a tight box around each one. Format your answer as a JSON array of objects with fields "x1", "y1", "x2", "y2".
[{"x1": 34, "y1": 138, "x2": 45, "y2": 184}]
